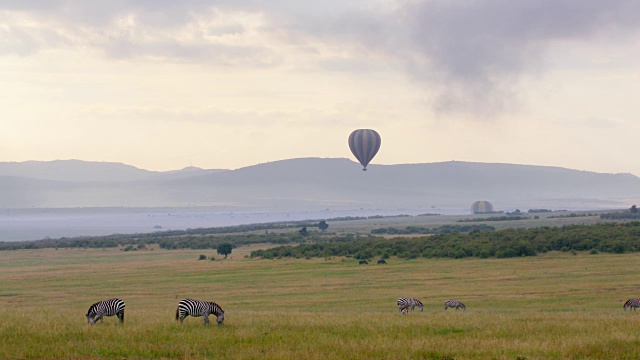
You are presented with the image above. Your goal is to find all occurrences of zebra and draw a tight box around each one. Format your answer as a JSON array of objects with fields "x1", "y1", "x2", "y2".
[
  {"x1": 444, "y1": 299, "x2": 466, "y2": 311},
  {"x1": 397, "y1": 297, "x2": 424, "y2": 312},
  {"x1": 176, "y1": 298, "x2": 225, "y2": 325},
  {"x1": 86, "y1": 298, "x2": 125, "y2": 325},
  {"x1": 623, "y1": 298, "x2": 640, "y2": 311}
]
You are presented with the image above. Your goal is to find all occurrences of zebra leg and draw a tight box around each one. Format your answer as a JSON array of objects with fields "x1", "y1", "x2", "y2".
[
  {"x1": 203, "y1": 313, "x2": 210, "y2": 325},
  {"x1": 179, "y1": 314, "x2": 188, "y2": 324},
  {"x1": 118, "y1": 311, "x2": 124, "y2": 323}
]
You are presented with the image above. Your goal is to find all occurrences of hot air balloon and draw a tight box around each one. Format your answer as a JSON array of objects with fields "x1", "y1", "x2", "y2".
[
  {"x1": 471, "y1": 201, "x2": 494, "y2": 214},
  {"x1": 348, "y1": 129, "x2": 381, "y2": 171}
]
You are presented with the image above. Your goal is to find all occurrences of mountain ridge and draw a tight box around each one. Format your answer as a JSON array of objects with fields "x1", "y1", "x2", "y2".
[{"x1": 1, "y1": 158, "x2": 638, "y2": 210}]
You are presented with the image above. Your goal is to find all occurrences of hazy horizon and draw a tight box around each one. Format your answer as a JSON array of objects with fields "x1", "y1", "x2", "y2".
[
  {"x1": 3, "y1": 157, "x2": 639, "y2": 241},
  {"x1": 4, "y1": 157, "x2": 640, "y2": 177}
]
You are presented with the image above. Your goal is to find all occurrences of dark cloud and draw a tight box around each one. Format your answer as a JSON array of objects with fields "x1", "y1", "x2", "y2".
[
  {"x1": 266, "y1": 0, "x2": 639, "y2": 115},
  {"x1": 392, "y1": 0, "x2": 640, "y2": 114},
  {"x1": 272, "y1": 0, "x2": 640, "y2": 115}
]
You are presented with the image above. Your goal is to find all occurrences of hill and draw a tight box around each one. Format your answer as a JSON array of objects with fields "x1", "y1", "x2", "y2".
[
  {"x1": 1, "y1": 158, "x2": 639, "y2": 210},
  {"x1": 0, "y1": 160, "x2": 227, "y2": 182}
]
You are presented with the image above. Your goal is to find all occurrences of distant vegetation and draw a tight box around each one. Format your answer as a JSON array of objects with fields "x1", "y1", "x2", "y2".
[
  {"x1": 457, "y1": 216, "x2": 530, "y2": 222},
  {"x1": 4, "y1": 212, "x2": 640, "y2": 262},
  {"x1": 548, "y1": 213, "x2": 597, "y2": 219},
  {"x1": 0, "y1": 230, "x2": 314, "y2": 251},
  {"x1": 0, "y1": 215, "x2": 394, "y2": 251},
  {"x1": 600, "y1": 205, "x2": 640, "y2": 220},
  {"x1": 251, "y1": 222, "x2": 640, "y2": 260},
  {"x1": 371, "y1": 224, "x2": 494, "y2": 235}
]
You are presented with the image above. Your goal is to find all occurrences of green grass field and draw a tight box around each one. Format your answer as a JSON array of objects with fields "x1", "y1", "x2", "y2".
[{"x1": 2, "y1": 245, "x2": 640, "y2": 359}]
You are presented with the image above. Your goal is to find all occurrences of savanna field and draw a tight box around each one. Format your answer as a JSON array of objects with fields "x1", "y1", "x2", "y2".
[{"x1": 2, "y1": 245, "x2": 640, "y2": 359}]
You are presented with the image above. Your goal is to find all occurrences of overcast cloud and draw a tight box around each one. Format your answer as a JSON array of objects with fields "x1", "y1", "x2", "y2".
[
  {"x1": 3, "y1": 0, "x2": 640, "y2": 114},
  {"x1": 2, "y1": 0, "x2": 640, "y2": 174}
]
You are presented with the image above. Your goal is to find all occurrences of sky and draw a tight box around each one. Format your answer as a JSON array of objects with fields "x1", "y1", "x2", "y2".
[{"x1": 2, "y1": 0, "x2": 640, "y2": 174}]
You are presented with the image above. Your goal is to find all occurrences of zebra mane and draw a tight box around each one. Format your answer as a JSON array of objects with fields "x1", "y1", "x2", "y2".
[{"x1": 209, "y1": 302, "x2": 224, "y2": 312}]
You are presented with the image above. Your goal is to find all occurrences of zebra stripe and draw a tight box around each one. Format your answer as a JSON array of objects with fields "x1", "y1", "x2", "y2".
[
  {"x1": 86, "y1": 298, "x2": 125, "y2": 325},
  {"x1": 397, "y1": 297, "x2": 424, "y2": 312},
  {"x1": 176, "y1": 298, "x2": 225, "y2": 325},
  {"x1": 623, "y1": 298, "x2": 640, "y2": 311},
  {"x1": 444, "y1": 299, "x2": 466, "y2": 311}
]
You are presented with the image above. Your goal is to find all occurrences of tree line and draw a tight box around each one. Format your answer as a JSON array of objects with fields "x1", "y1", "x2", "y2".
[
  {"x1": 600, "y1": 206, "x2": 640, "y2": 220},
  {"x1": 250, "y1": 221, "x2": 640, "y2": 260},
  {"x1": 0, "y1": 231, "x2": 316, "y2": 251},
  {"x1": 371, "y1": 224, "x2": 495, "y2": 235},
  {"x1": 457, "y1": 216, "x2": 530, "y2": 222},
  {"x1": 5, "y1": 213, "x2": 640, "y2": 259}
]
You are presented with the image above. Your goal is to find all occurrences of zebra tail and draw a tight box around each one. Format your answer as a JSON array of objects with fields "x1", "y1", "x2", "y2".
[{"x1": 175, "y1": 307, "x2": 179, "y2": 321}]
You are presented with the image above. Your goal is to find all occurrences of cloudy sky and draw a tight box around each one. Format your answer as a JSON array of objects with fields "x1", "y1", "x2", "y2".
[{"x1": 2, "y1": 0, "x2": 640, "y2": 174}]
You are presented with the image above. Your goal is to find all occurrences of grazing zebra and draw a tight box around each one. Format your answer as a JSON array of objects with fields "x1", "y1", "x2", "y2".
[
  {"x1": 397, "y1": 297, "x2": 424, "y2": 312},
  {"x1": 176, "y1": 298, "x2": 225, "y2": 325},
  {"x1": 444, "y1": 299, "x2": 466, "y2": 311},
  {"x1": 86, "y1": 298, "x2": 125, "y2": 325},
  {"x1": 623, "y1": 298, "x2": 640, "y2": 311}
]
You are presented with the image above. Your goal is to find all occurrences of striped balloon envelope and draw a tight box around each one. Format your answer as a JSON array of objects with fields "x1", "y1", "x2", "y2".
[
  {"x1": 471, "y1": 201, "x2": 494, "y2": 214},
  {"x1": 348, "y1": 129, "x2": 381, "y2": 171}
]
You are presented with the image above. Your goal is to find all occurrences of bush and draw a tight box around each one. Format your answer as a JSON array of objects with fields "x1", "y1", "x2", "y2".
[{"x1": 198, "y1": 254, "x2": 207, "y2": 260}]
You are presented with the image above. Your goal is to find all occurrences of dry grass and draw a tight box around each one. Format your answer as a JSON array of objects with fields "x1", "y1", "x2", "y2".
[{"x1": 1, "y1": 247, "x2": 640, "y2": 359}]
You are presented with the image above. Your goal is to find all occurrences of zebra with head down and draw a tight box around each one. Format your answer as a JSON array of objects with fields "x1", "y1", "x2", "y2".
[
  {"x1": 86, "y1": 298, "x2": 125, "y2": 325},
  {"x1": 176, "y1": 298, "x2": 225, "y2": 325},
  {"x1": 397, "y1": 297, "x2": 423, "y2": 313},
  {"x1": 444, "y1": 299, "x2": 466, "y2": 311},
  {"x1": 623, "y1": 298, "x2": 640, "y2": 311}
]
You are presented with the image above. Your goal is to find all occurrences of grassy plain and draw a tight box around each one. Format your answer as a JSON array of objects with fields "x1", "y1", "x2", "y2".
[{"x1": 1, "y1": 244, "x2": 640, "y2": 359}]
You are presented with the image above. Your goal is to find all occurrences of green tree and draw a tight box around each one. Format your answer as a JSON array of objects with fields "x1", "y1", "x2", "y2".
[
  {"x1": 217, "y1": 243, "x2": 233, "y2": 258},
  {"x1": 318, "y1": 221, "x2": 329, "y2": 232},
  {"x1": 299, "y1": 227, "x2": 308, "y2": 237},
  {"x1": 631, "y1": 205, "x2": 638, "y2": 214}
]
